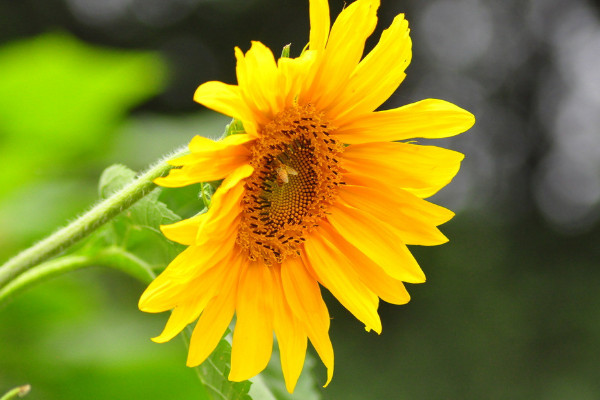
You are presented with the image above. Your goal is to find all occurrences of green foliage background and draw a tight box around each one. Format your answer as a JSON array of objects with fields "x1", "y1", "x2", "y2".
[
  {"x1": 0, "y1": 33, "x2": 203, "y2": 399},
  {"x1": 1, "y1": 1, "x2": 600, "y2": 399}
]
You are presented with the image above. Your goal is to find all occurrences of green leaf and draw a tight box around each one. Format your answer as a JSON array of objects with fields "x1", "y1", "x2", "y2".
[
  {"x1": 99, "y1": 165, "x2": 183, "y2": 227},
  {"x1": 98, "y1": 164, "x2": 179, "y2": 226},
  {"x1": 129, "y1": 190, "x2": 180, "y2": 228},
  {"x1": 98, "y1": 164, "x2": 137, "y2": 199},
  {"x1": 250, "y1": 345, "x2": 322, "y2": 400},
  {"x1": 189, "y1": 330, "x2": 323, "y2": 400},
  {"x1": 188, "y1": 329, "x2": 252, "y2": 400},
  {"x1": 83, "y1": 164, "x2": 184, "y2": 269}
]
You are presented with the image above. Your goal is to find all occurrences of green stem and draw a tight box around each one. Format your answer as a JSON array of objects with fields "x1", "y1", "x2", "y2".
[
  {"x1": 0, "y1": 247, "x2": 156, "y2": 308},
  {"x1": 0, "y1": 385, "x2": 30, "y2": 400},
  {"x1": 0, "y1": 255, "x2": 90, "y2": 306},
  {"x1": 0, "y1": 148, "x2": 186, "y2": 290}
]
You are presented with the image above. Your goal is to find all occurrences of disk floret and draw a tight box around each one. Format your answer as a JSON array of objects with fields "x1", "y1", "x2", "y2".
[{"x1": 237, "y1": 104, "x2": 344, "y2": 265}]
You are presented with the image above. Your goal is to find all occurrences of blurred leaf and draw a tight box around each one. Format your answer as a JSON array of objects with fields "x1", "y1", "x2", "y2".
[
  {"x1": 195, "y1": 331, "x2": 252, "y2": 400},
  {"x1": 129, "y1": 189, "x2": 179, "y2": 230},
  {"x1": 0, "y1": 384, "x2": 31, "y2": 400},
  {"x1": 99, "y1": 164, "x2": 179, "y2": 231},
  {"x1": 81, "y1": 164, "x2": 182, "y2": 270},
  {"x1": 0, "y1": 32, "x2": 166, "y2": 197},
  {"x1": 191, "y1": 328, "x2": 322, "y2": 400},
  {"x1": 0, "y1": 265, "x2": 205, "y2": 400},
  {"x1": 250, "y1": 345, "x2": 322, "y2": 400},
  {"x1": 99, "y1": 164, "x2": 179, "y2": 232},
  {"x1": 160, "y1": 184, "x2": 205, "y2": 220},
  {"x1": 98, "y1": 164, "x2": 137, "y2": 198}
]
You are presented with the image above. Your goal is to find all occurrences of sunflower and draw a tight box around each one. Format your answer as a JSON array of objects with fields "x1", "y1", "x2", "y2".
[{"x1": 139, "y1": 0, "x2": 474, "y2": 393}]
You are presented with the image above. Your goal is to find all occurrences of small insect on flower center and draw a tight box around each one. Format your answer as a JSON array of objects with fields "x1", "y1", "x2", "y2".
[{"x1": 237, "y1": 104, "x2": 344, "y2": 265}]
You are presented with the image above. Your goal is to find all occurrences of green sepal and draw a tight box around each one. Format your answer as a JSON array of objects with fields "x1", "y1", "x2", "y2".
[
  {"x1": 224, "y1": 118, "x2": 245, "y2": 137},
  {"x1": 199, "y1": 182, "x2": 216, "y2": 210},
  {"x1": 280, "y1": 43, "x2": 291, "y2": 58}
]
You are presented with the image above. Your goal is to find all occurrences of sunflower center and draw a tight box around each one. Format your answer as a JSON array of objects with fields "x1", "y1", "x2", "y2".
[{"x1": 237, "y1": 104, "x2": 344, "y2": 265}]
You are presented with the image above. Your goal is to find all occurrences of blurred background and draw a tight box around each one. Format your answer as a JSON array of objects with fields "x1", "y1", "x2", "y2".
[{"x1": 1, "y1": 0, "x2": 599, "y2": 399}]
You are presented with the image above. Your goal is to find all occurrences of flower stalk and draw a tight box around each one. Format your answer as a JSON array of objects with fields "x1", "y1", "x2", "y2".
[
  {"x1": 0, "y1": 247, "x2": 155, "y2": 307},
  {"x1": 0, "y1": 148, "x2": 187, "y2": 290}
]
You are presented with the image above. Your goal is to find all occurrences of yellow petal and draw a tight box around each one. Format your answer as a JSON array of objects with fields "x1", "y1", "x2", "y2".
[
  {"x1": 195, "y1": 186, "x2": 244, "y2": 246},
  {"x1": 150, "y1": 254, "x2": 236, "y2": 342},
  {"x1": 151, "y1": 293, "x2": 212, "y2": 343},
  {"x1": 151, "y1": 179, "x2": 244, "y2": 285},
  {"x1": 229, "y1": 261, "x2": 274, "y2": 382},
  {"x1": 188, "y1": 133, "x2": 254, "y2": 154},
  {"x1": 138, "y1": 246, "x2": 200, "y2": 312},
  {"x1": 160, "y1": 162, "x2": 249, "y2": 250},
  {"x1": 278, "y1": 50, "x2": 317, "y2": 108},
  {"x1": 159, "y1": 213, "x2": 204, "y2": 245},
  {"x1": 169, "y1": 222, "x2": 238, "y2": 282},
  {"x1": 138, "y1": 279, "x2": 182, "y2": 313},
  {"x1": 302, "y1": 0, "x2": 379, "y2": 111},
  {"x1": 186, "y1": 250, "x2": 243, "y2": 367},
  {"x1": 309, "y1": 0, "x2": 330, "y2": 51},
  {"x1": 151, "y1": 181, "x2": 244, "y2": 286},
  {"x1": 342, "y1": 141, "x2": 464, "y2": 198},
  {"x1": 343, "y1": 173, "x2": 455, "y2": 225},
  {"x1": 272, "y1": 265, "x2": 307, "y2": 393},
  {"x1": 235, "y1": 42, "x2": 281, "y2": 124},
  {"x1": 281, "y1": 255, "x2": 334, "y2": 387},
  {"x1": 138, "y1": 241, "x2": 232, "y2": 312},
  {"x1": 326, "y1": 199, "x2": 426, "y2": 283},
  {"x1": 336, "y1": 99, "x2": 476, "y2": 143},
  {"x1": 331, "y1": 13, "x2": 412, "y2": 122},
  {"x1": 193, "y1": 81, "x2": 257, "y2": 136},
  {"x1": 149, "y1": 164, "x2": 251, "y2": 301},
  {"x1": 338, "y1": 184, "x2": 451, "y2": 246},
  {"x1": 154, "y1": 134, "x2": 253, "y2": 187},
  {"x1": 304, "y1": 227, "x2": 382, "y2": 333},
  {"x1": 319, "y1": 222, "x2": 411, "y2": 305},
  {"x1": 219, "y1": 162, "x2": 255, "y2": 192},
  {"x1": 194, "y1": 164, "x2": 253, "y2": 245}
]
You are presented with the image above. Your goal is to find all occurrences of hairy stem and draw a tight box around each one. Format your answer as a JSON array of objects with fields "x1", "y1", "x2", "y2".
[{"x1": 0, "y1": 148, "x2": 186, "y2": 290}]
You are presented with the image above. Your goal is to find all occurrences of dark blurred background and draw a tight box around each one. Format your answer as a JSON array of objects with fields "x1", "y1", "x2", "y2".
[{"x1": 1, "y1": 0, "x2": 599, "y2": 399}]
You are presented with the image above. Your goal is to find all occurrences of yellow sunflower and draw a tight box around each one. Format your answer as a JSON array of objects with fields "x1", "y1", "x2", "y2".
[{"x1": 139, "y1": 0, "x2": 474, "y2": 393}]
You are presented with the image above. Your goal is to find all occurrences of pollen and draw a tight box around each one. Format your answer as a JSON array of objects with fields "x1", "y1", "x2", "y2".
[{"x1": 237, "y1": 104, "x2": 344, "y2": 265}]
